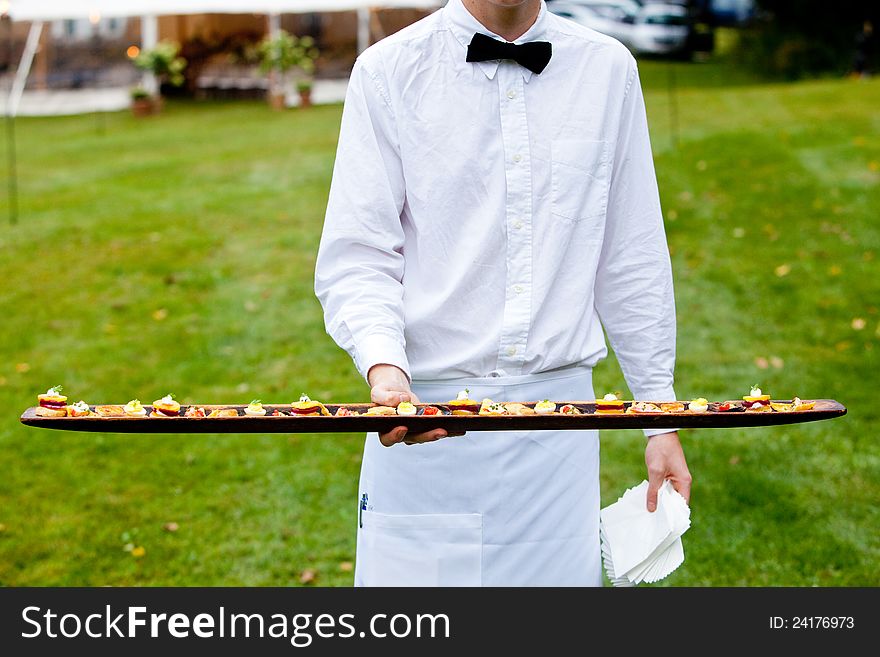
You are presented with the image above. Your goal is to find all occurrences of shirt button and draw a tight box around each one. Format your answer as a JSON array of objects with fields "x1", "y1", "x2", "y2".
[
  {"x1": 513, "y1": 220, "x2": 523, "y2": 230},
  {"x1": 507, "y1": 89, "x2": 516, "y2": 99},
  {"x1": 513, "y1": 154, "x2": 522, "y2": 163},
  {"x1": 513, "y1": 284, "x2": 523, "y2": 294},
  {"x1": 506, "y1": 346, "x2": 517, "y2": 357}
]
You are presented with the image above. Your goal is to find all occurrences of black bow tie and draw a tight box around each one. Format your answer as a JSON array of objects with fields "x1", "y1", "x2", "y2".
[{"x1": 466, "y1": 32, "x2": 552, "y2": 74}]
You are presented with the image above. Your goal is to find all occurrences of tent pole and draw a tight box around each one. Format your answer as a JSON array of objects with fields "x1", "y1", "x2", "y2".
[
  {"x1": 140, "y1": 15, "x2": 158, "y2": 95},
  {"x1": 357, "y1": 7, "x2": 370, "y2": 54},
  {"x1": 5, "y1": 104, "x2": 16, "y2": 225}
]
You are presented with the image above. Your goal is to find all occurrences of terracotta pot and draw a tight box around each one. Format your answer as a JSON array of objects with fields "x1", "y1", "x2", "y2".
[
  {"x1": 268, "y1": 92, "x2": 286, "y2": 110},
  {"x1": 131, "y1": 98, "x2": 154, "y2": 118},
  {"x1": 298, "y1": 88, "x2": 312, "y2": 109}
]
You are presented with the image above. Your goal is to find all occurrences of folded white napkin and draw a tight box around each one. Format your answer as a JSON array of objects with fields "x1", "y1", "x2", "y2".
[{"x1": 600, "y1": 480, "x2": 691, "y2": 587}]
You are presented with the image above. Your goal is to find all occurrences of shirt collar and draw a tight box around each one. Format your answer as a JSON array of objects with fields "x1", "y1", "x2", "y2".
[{"x1": 445, "y1": 0, "x2": 549, "y2": 82}]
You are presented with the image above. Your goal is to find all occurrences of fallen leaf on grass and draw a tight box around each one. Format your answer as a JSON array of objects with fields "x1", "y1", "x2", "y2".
[
  {"x1": 869, "y1": 161, "x2": 879, "y2": 172},
  {"x1": 729, "y1": 456, "x2": 740, "y2": 466},
  {"x1": 299, "y1": 569, "x2": 317, "y2": 584},
  {"x1": 732, "y1": 227, "x2": 745, "y2": 238},
  {"x1": 338, "y1": 562, "x2": 353, "y2": 572},
  {"x1": 0, "y1": 376, "x2": 7, "y2": 386},
  {"x1": 754, "y1": 357, "x2": 769, "y2": 369},
  {"x1": 244, "y1": 300, "x2": 258, "y2": 313},
  {"x1": 152, "y1": 308, "x2": 168, "y2": 321},
  {"x1": 131, "y1": 546, "x2": 146, "y2": 558},
  {"x1": 770, "y1": 356, "x2": 784, "y2": 369},
  {"x1": 0, "y1": 523, "x2": 7, "y2": 532},
  {"x1": 15, "y1": 363, "x2": 30, "y2": 373},
  {"x1": 828, "y1": 265, "x2": 842, "y2": 276},
  {"x1": 835, "y1": 341, "x2": 852, "y2": 352},
  {"x1": 852, "y1": 318, "x2": 866, "y2": 330},
  {"x1": 774, "y1": 264, "x2": 791, "y2": 277},
  {"x1": 163, "y1": 522, "x2": 179, "y2": 533}
]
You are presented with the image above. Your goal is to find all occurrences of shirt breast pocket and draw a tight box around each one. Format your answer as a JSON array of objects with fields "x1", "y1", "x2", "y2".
[{"x1": 551, "y1": 139, "x2": 611, "y2": 224}]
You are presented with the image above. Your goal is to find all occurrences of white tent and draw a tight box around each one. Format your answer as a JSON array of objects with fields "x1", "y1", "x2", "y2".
[
  {"x1": 3, "y1": 0, "x2": 443, "y2": 113},
  {"x1": 6, "y1": 1, "x2": 443, "y2": 21}
]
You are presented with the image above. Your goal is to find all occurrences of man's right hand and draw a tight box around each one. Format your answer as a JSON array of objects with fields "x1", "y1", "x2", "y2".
[{"x1": 367, "y1": 364, "x2": 455, "y2": 447}]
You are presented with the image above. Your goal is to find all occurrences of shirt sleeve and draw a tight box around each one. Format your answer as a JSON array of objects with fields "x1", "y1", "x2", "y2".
[
  {"x1": 594, "y1": 62, "x2": 678, "y2": 438},
  {"x1": 314, "y1": 56, "x2": 411, "y2": 382}
]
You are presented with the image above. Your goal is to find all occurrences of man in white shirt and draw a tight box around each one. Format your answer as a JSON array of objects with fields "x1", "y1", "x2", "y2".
[{"x1": 315, "y1": 0, "x2": 691, "y2": 586}]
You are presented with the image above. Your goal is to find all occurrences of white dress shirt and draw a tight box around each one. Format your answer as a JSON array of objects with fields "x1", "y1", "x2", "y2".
[{"x1": 315, "y1": 0, "x2": 678, "y2": 414}]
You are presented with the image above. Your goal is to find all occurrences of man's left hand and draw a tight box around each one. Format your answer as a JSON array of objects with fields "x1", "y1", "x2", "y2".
[{"x1": 644, "y1": 431, "x2": 691, "y2": 512}]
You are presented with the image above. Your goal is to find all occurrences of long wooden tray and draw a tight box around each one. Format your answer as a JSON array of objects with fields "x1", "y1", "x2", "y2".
[{"x1": 20, "y1": 400, "x2": 847, "y2": 434}]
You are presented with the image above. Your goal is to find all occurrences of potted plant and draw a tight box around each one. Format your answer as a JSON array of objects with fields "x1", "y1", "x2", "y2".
[
  {"x1": 129, "y1": 86, "x2": 154, "y2": 117},
  {"x1": 257, "y1": 30, "x2": 319, "y2": 109},
  {"x1": 132, "y1": 40, "x2": 187, "y2": 113},
  {"x1": 296, "y1": 79, "x2": 313, "y2": 109}
]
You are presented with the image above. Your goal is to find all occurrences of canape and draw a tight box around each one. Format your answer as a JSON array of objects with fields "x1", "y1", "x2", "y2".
[
  {"x1": 595, "y1": 393, "x2": 625, "y2": 414},
  {"x1": 446, "y1": 389, "x2": 481, "y2": 415},
  {"x1": 290, "y1": 394, "x2": 331, "y2": 416},
  {"x1": 743, "y1": 385, "x2": 772, "y2": 412},
  {"x1": 66, "y1": 400, "x2": 94, "y2": 417},
  {"x1": 95, "y1": 405, "x2": 125, "y2": 417},
  {"x1": 123, "y1": 399, "x2": 148, "y2": 417},
  {"x1": 627, "y1": 401, "x2": 663, "y2": 414},
  {"x1": 534, "y1": 400, "x2": 557, "y2": 415},
  {"x1": 151, "y1": 394, "x2": 180, "y2": 418},
  {"x1": 244, "y1": 400, "x2": 267, "y2": 417},
  {"x1": 397, "y1": 401, "x2": 418, "y2": 416},
  {"x1": 35, "y1": 386, "x2": 68, "y2": 417}
]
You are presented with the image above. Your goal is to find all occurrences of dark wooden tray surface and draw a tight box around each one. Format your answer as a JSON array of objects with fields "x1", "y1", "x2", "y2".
[{"x1": 20, "y1": 400, "x2": 847, "y2": 434}]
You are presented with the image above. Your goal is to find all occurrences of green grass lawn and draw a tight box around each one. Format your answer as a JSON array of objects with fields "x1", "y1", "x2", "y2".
[{"x1": 1, "y1": 60, "x2": 878, "y2": 586}]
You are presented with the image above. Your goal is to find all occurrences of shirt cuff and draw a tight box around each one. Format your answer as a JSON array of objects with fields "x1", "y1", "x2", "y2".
[
  {"x1": 354, "y1": 333, "x2": 411, "y2": 383},
  {"x1": 632, "y1": 385, "x2": 677, "y2": 439}
]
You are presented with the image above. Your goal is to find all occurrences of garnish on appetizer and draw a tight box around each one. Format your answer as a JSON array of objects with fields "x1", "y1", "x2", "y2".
[
  {"x1": 595, "y1": 393, "x2": 625, "y2": 414},
  {"x1": 447, "y1": 389, "x2": 480, "y2": 415},
  {"x1": 743, "y1": 385, "x2": 772, "y2": 412},
  {"x1": 123, "y1": 399, "x2": 147, "y2": 417},
  {"x1": 35, "y1": 385, "x2": 68, "y2": 417},
  {"x1": 627, "y1": 401, "x2": 663, "y2": 414},
  {"x1": 397, "y1": 401, "x2": 417, "y2": 416},
  {"x1": 244, "y1": 400, "x2": 267, "y2": 417},
  {"x1": 67, "y1": 400, "x2": 93, "y2": 417},
  {"x1": 290, "y1": 394, "x2": 331, "y2": 416},
  {"x1": 687, "y1": 398, "x2": 709, "y2": 413},
  {"x1": 559, "y1": 404, "x2": 582, "y2": 415},
  {"x1": 271, "y1": 409, "x2": 287, "y2": 416},
  {"x1": 151, "y1": 394, "x2": 180, "y2": 418},
  {"x1": 534, "y1": 399, "x2": 557, "y2": 415},
  {"x1": 479, "y1": 399, "x2": 507, "y2": 416}
]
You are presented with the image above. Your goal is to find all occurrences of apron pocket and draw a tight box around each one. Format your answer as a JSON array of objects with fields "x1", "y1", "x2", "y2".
[{"x1": 358, "y1": 511, "x2": 482, "y2": 587}]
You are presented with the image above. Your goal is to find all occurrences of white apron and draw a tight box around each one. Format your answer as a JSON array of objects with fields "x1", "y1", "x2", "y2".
[{"x1": 355, "y1": 367, "x2": 601, "y2": 587}]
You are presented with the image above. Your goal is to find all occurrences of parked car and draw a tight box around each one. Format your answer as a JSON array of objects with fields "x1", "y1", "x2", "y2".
[
  {"x1": 629, "y1": 3, "x2": 690, "y2": 56},
  {"x1": 546, "y1": 2, "x2": 634, "y2": 45}
]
